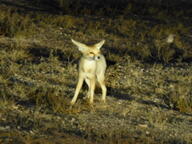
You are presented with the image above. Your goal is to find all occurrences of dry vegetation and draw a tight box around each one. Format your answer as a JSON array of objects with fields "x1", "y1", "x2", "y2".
[{"x1": 0, "y1": 0, "x2": 192, "y2": 143}]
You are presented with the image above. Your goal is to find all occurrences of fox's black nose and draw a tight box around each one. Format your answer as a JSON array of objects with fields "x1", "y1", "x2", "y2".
[{"x1": 97, "y1": 56, "x2": 100, "y2": 59}]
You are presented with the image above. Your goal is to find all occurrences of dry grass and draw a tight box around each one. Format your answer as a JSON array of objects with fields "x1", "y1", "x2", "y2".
[{"x1": 0, "y1": 1, "x2": 192, "y2": 144}]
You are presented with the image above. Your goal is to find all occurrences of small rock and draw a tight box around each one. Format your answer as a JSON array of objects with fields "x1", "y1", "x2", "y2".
[{"x1": 138, "y1": 124, "x2": 148, "y2": 128}]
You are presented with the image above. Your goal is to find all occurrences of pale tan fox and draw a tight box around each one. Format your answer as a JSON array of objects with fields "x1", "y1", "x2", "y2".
[{"x1": 70, "y1": 39, "x2": 107, "y2": 105}]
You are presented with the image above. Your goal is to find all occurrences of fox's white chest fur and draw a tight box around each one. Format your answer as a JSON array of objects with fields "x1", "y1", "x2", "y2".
[
  {"x1": 80, "y1": 58, "x2": 97, "y2": 78},
  {"x1": 83, "y1": 59, "x2": 96, "y2": 72}
]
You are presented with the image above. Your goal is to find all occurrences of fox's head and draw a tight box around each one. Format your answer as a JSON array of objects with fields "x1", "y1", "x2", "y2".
[{"x1": 71, "y1": 39, "x2": 105, "y2": 60}]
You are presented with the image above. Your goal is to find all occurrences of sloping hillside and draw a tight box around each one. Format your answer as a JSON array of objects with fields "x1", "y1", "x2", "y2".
[{"x1": 0, "y1": 1, "x2": 192, "y2": 143}]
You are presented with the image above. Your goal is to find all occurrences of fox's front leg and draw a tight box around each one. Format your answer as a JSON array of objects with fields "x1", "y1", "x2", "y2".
[
  {"x1": 71, "y1": 76, "x2": 84, "y2": 105},
  {"x1": 89, "y1": 78, "x2": 96, "y2": 104}
]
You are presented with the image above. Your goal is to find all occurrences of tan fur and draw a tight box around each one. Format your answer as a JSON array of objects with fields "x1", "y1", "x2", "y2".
[{"x1": 71, "y1": 39, "x2": 107, "y2": 105}]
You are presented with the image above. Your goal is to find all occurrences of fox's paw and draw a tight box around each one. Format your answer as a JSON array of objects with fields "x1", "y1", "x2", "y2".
[
  {"x1": 89, "y1": 99, "x2": 94, "y2": 105},
  {"x1": 70, "y1": 100, "x2": 76, "y2": 105},
  {"x1": 101, "y1": 98, "x2": 106, "y2": 103}
]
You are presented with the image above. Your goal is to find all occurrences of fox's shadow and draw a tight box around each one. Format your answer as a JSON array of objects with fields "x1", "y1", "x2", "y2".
[{"x1": 107, "y1": 86, "x2": 174, "y2": 111}]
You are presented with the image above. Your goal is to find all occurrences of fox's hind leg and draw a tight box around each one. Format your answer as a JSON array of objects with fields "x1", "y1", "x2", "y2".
[
  {"x1": 97, "y1": 74, "x2": 107, "y2": 102},
  {"x1": 85, "y1": 78, "x2": 90, "y2": 99}
]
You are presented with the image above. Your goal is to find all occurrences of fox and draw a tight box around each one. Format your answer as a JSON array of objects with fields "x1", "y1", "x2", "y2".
[{"x1": 70, "y1": 39, "x2": 107, "y2": 105}]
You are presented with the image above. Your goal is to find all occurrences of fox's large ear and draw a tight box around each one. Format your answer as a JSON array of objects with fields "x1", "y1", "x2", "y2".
[
  {"x1": 71, "y1": 39, "x2": 88, "y2": 52},
  {"x1": 94, "y1": 40, "x2": 105, "y2": 49}
]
